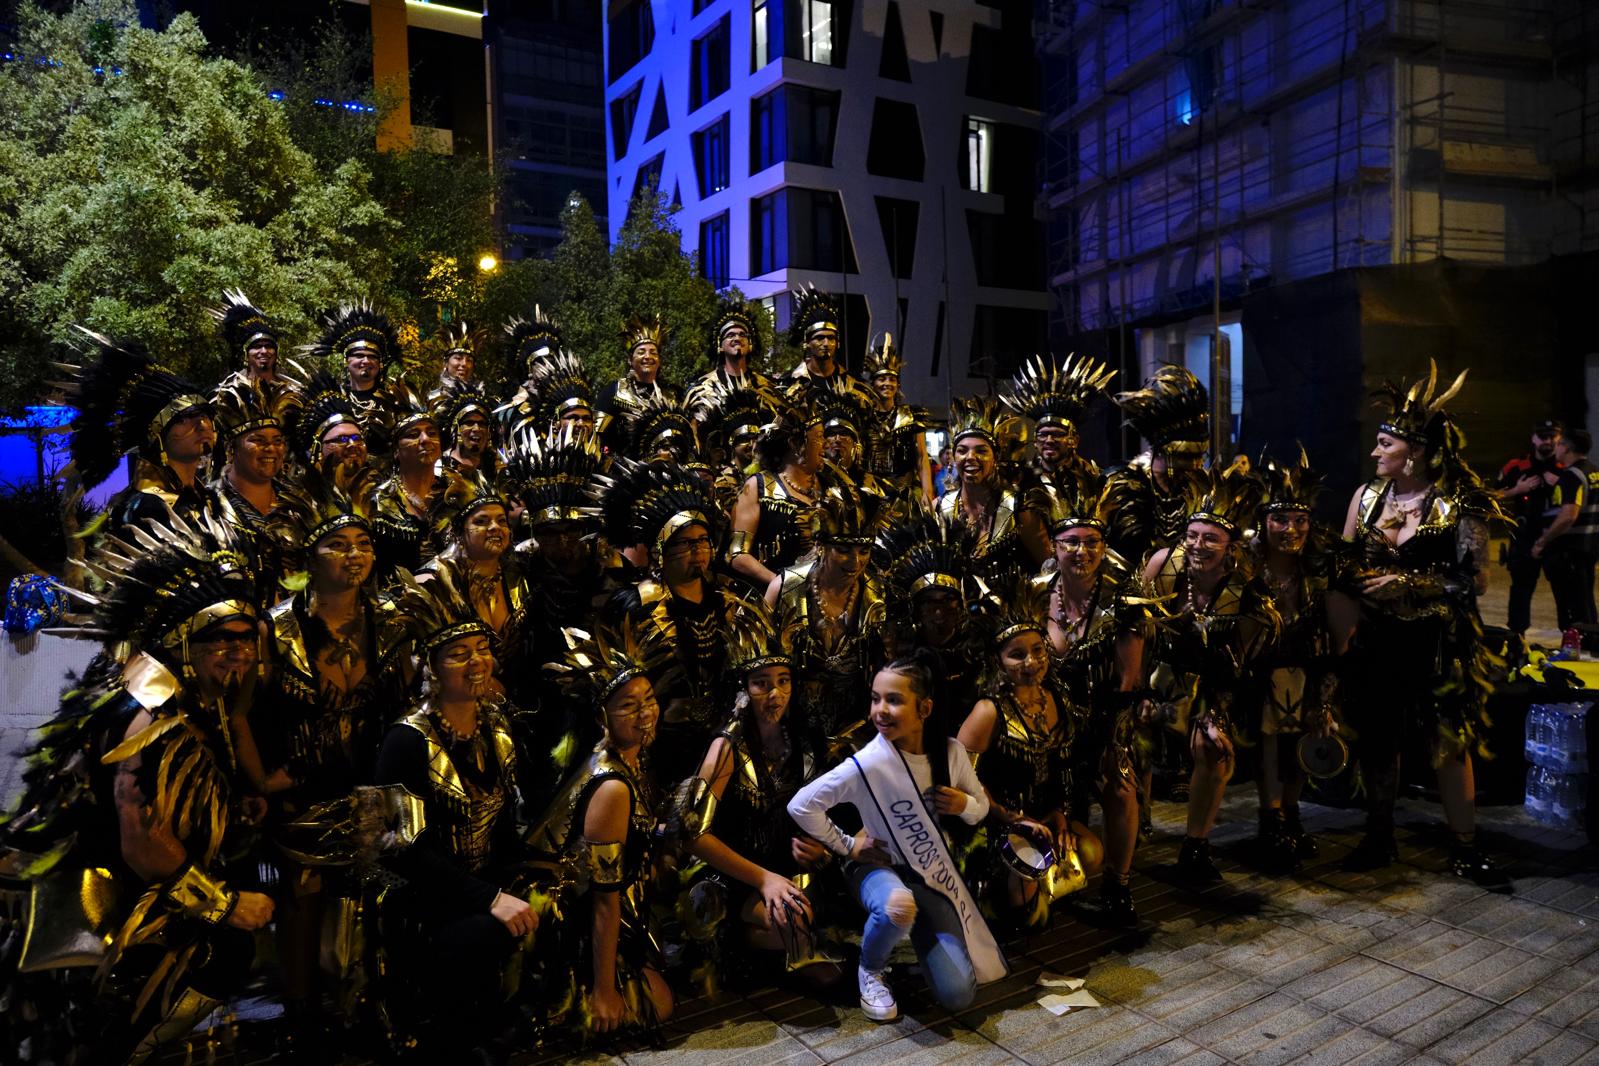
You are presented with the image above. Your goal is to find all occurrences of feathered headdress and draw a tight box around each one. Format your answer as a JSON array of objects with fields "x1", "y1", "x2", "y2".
[
  {"x1": 687, "y1": 372, "x2": 781, "y2": 451},
  {"x1": 1181, "y1": 459, "x2": 1264, "y2": 538},
  {"x1": 209, "y1": 289, "x2": 277, "y2": 360},
  {"x1": 621, "y1": 313, "x2": 667, "y2": 356},
  {"x1": 1374, "y1": 359, "x2": 1468, "y2": 447},
  {"x1": 615, "y1": 384, "x2": 697, "y2": 458},
  {"x1": 1115, "y1": 363, "x2": 1210, "y2": 454},
  {"x1": 980, "y1": 575, "x2": 1053, "y2": 648},
  {"x1": 424, "y1": 321, "x2": 488, "y2": 368},
  {"x1": 304, "y1": 302, "x2": 401, "y2": 367},
  {"x1": 788, "y1": 284, "x2": 842, "y2": 347},
  {"x1": 1003, "y1": 352, "x2": 1116, "y2": 432},
  {"x1": 864, "y1": 332, "x2": 902, "y2": 379},
  {"x1": 814, "y1": 374, "x2": 877, "y2": 442},
  {"x1": 1260, "y1": 445, "x2": 1322, "y2": 514},
  {"x1": 724, "y1": 597, "x2": 798, "y2": 676},
  {"x1": 810, "y1": 480, "x2": 892, "y2": 546},
  {"x1": 271, "y1": 461, "x2": 376, "y2": 557},
  {"x1": 212, "y1": 376, "x2": 298, "y2": 447},
  {"x1": 390, "y1": 565, "x2": 491, "y2": 657},
  {"x1": 522, "y1": 349, "x2": 595, "y2": 431},
  {"x1": 1046, "y1": 474, "x2": 1114, "y2": 535},
  {"x1": 431, "y1": 378, "x2": 495, "y2": 446},
  {"x1": 503, "y1": 306, "x2": 563, "y2": 374},
  {"x1": 948, "y1": 395, "x2": 1025, "y2": 459},
  {"x1": 548, "y1": 618, "x2": 673, "y2": 708},
  {"x1": 711, "y1": 298, "x2": 761, "y2": 353},
  {"x1": 503, "y1": 422, "x2": 605, "y2": 526},
  {"x1": 873, "y1": 504, "x2": 980, "y2": 602},
  {"x1": 282, "y1": 360, "x2": 362, "y2": 463},
  {"x1": 588, "y1": 457, "x2": 721, "y2": 558},
  {"x1": 54, "y1": 505, "x2": 256, "y2": 658},
  {"x1": 55, "y1": 329, "x2": 212, "y2": 489}
]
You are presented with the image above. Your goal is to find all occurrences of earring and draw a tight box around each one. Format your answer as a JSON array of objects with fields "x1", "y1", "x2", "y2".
[{"x1": 1402, "y1": 457, "x2": 1415, "y2": 477}]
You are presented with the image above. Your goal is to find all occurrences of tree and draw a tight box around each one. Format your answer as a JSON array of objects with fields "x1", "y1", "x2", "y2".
[{"x1": 0, "y1": 1, "x2": 399, "y2": 408}]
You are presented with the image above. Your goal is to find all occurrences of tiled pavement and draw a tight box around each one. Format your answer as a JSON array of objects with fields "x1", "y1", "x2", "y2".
[{"x1": 553, "y1": 793, "x2": 1597, "y2": 1066}]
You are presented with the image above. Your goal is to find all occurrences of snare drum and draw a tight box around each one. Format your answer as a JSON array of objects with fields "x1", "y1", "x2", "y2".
[{"x1": 999, "y1": 829, "x2": 1055, "y2": 882}]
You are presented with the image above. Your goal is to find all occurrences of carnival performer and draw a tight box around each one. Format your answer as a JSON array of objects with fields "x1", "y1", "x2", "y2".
[
  {"x1": 239, "y1": 471, "x2": 404, "y2": 1050},
  {"x1": 861, "y1": 332, "x2": 934, "y2": 504},
  {"x1": 433, "y1": 370, "x2": 502, "y2": 492},
  {"x1": 672, "y1": 602, "x2": 839, "y2": 981},
  {"x1": 372, "y1": 571, "x2": 536, "y2": 1058},
  {"x1": 938, "y1": 396, "x2": 1051, "y2": 590},
  {"x1": 957, "y1": 580, "x2": 1105, "y2": 929},
  {"x1": 367, "y1": 405, "x2": 464, "y2": 583},
  {"x1": 767, "y1": 485, "x2": 889, "y2": 761},
  {"x1": 425, "y1": 320, "x2": 487, "y2": 404},
  {"x1": 510, "y1": 348, "x2": 599, "y2": 439},
  {"x1": 210, "y1": 378, "x2": 297, "y2": 606},
  {"x1": 874, "y1": 505, "x2": 987, "y2": 732},
  {"x1": 59, "y1": 329, "x2": 222, "y2": 533},
  {"x1": 593, "y1": 458, "x2": 748, "y2": 780},
  {"x1": 421, "y1": 480, "x2": 534, "y2": 704},
  {"x1": 2, "y1": 509, "x2": 271, "y2": 1063},
  {"x1": 597, "y1": 314, "x2": 682, "y2": 448},
  {"x1": 1142, "y1": 465, "x2": 1281, "y2": 885},
  {"x1": 1338, "y1": 363, "x2": 1508, "y2": 884},
  {"x1": 815, "y1": 376, "x2": 893, "y2": 502},
  {"x1": 1033, "y1": 482, "x2": 1151, "y2": 923},
  {"x1": 283, "y1": 364, "x2": 371, "y2": 476},
  {"x1": 499, "y1": 307, "x2": 567, "y2": 423},
  {"x1": 1104, "y1": 364, "x2": 1213, "y2": 566},
  {"x1": 692, "y1": 298, "x2": 771, "y2": 390},
  {"x1": 788, "y1": 652, "x2": 1007, "y2": 1021},
  {"x1": 1248, "y1": 449, "x2": 1355, "y2": 871},
  {"x1": 687, "y1": 371, "x2": 781, "y2": 510},
  {"x1": 727, "y1": 401, "x2": 828, "y2": 591},
  {"x1": 781, "y1": 285, "x2": 868, "y2": 403},
  {"x1": 530, "y1": 622, "x2": 677, "y2": 1036},
  {"x1": 300, "y1": 303, "x2": 419, "y2": 458},
  {"x1": 210, "y1": 288, "x2": 286, "y2": 395},
  {"x1": 613, "y1": 384, "x2": 700, "y2": 464},
  {"x1": 1002, "y1": 352, "x2": 1117, "y2": 497}
]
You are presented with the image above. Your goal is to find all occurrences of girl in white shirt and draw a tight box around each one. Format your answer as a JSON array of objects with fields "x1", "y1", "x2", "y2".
[{"x1": 788, "y1": 651, "x2": 1007, "y2": 1021}]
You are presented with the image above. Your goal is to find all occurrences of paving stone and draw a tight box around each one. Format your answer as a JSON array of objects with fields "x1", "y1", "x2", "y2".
[
  {"x1": 1361, "y1": 984, "x2": 1496, "y2": 1047},
  {"x1": 825, "y1": 1023, "x2": 1013, "y2": 1066},
  {"x1": 1503, "y1": 962, "x2": 1599, "y2": 1040},
  {"x1": 1425, "y1": 1007, "x2": 1577, "y2": 1064},
  {"x1": 1185, "y1": 991, "x2": 1332, "y2": 1061},
  {"x1": 622, "y1": 1018, "x2": 818, "y2": 1065}
]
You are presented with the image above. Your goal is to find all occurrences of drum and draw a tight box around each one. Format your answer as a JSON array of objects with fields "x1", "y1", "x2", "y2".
[
  {"x1": 999, "y1": 828, "x2": 1054, "y2": 882},
  {"x1": 1297, "y1": 733, "x2": 1350, "y2": 779}
]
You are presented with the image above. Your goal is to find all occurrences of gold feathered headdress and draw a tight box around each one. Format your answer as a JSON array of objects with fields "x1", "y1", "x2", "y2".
[
  {"x1": 1003, "y1": 352, "x2": 1117, "y2": 433},
  {"x1": 1046, "y1": 474, "x2": 1114, "y2": 535},
  {"x1": 712, "y1": 298, "x2": 761, "y2": 352},
  {"x1": 589, "y1": 457, "x2": 722, "y2": 558},
  {"x1": 212, "y1": 376, "x2": 298, "y2": 447},
  {"x1": 425, "y1": 321, "x2": 488, "y2": 367},
  {"x1": 1374, "y1": 359, "x2": 1468, "y2": 447},
  {"x1": 548, "y1": 618, "x2": 673, "y2": 708},
  {"x1": 687, "y1": 372, "x2": 782, "y2": 450},
  {"x1": 948, "y1": 395, "x2": 1025, "y2": 460},
  {"x1": 621, "y1": 313, "x2": 667, "y2": 356},
  {"x1": 615, "y1": 383, "x2": 697, "y2": 458},
  {"x1": 391, "y1": 564, "x2": 491, "y2": 656},
  {"x1": 1115, "y1": 363, "x2": 1210, "y2": 455},
  {"x1": 873, "y1": 503, "x2": 980, "y2": 602},
  {"x1": 982, "y1": 575, "x2": 1053, "y2": 648},
  {"x1": 1260, "y1": 445, "x2": 1322, "y2": 514},
  {"x1": 502, "y1": 421, "x2": 604, "y2": 526},
  {"x1": 210, "y1": 289, "x2": 277, "y2": 359},
  {"x1": 864, "y1": 332, "x2": 902, "y2": 379},
  {"x1": 504, "y1": 306, "x2": 563, "y2": 374},
  {"x1": 1181, "y1": 459, "x2": 1264, "y2": 538},
  {"x1": 788, "y1": 284, "x2": 841, "y2": 346},
  {"x1": 809, "y1": 479, "x2": 892, "y2": 546},
  {"x1": 724, "y1": 598, "x2": 799, "y2": 676}
]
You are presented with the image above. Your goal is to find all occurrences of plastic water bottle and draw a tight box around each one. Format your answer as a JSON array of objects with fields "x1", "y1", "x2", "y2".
[
  {"x1": 1553, "y1": 703, "x2": 1590, "y2": 774},
  {"x1": 1526, "y1": 765, "x2": 1551, "y2": 815},
  {"x1": 1550, "y1": 773, "x2": 1589, "y2": 829},
  {"x1": 1527, "y1": 705, "x2": 1548, "y2": 766}
]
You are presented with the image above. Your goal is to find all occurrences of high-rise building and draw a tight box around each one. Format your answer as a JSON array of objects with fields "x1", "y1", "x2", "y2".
[
  {"x1": 1039, "y1": 0, "x2": 1599, "y2": 473},
  {"x1": 603, "y1": 0, "x2": 1047, "y2": 406},
  {"x1": 490, "y1": 0, "x2": 608, "y2": 259}
]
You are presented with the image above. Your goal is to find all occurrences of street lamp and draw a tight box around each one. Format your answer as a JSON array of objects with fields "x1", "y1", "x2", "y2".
[{"x1": 477, "y1": 253, "x2": 498, "y2": 273}]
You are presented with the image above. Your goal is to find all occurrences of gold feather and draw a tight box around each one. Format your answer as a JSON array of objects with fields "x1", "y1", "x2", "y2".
[{"x1": 100, "y1": 715, "x2": 182, "y2": 764}]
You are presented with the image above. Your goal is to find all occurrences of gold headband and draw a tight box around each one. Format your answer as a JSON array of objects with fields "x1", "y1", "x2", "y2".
[
  {"x1": 159, "y1": 599, "x2": 256, "y2": 650},
  {"x1": 910, "y1": 572, "x2": 961, "y2": 595}
]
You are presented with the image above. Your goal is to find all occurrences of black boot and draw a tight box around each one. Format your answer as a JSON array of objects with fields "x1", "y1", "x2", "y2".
[
  {"x1": 1257, "y1": 808, "x2": 1297, "y2": 873},
  {"x1": 1343, "y1": 825, "x2": 1399, "y2": 871},
  {"x1": 1449, "y1": 834, "x2": 1511, "y2": 889},
  {"x1": 1284, "y1": 804, "x2": 1317, "y2": 859},
  {"x1": 1098, "y1": 873, "x2": 1137, "y2": 927},
  {"x1": 1176, "y1": 836, "x2": 1223, "y2": 885}
]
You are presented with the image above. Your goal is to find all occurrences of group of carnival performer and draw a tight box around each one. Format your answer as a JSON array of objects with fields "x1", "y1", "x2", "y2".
[{"x1": 0, "y1": 278, "x2": 1523, "y2": 1066}]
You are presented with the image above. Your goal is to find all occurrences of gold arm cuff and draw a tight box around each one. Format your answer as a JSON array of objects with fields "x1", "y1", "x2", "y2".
[
  {"x1": 677, "y1": 777, "x2": 718, "y2": 839},
  {"x1": 583, "y1": 839, "x2": 625, "y2": 889},
  {"x1": 163, "y1": 863, "x2": 238, "y2": 925},
  {"x1": 727, "y1": 529, "x2": 753, "y2": 558}
]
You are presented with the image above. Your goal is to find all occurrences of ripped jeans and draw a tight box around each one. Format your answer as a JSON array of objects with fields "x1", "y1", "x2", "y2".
[{"x1": 848, "y1": 863, "x2": 977, "y2": 1011}]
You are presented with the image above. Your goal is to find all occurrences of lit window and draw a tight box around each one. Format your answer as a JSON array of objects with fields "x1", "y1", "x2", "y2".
[
  {"x1": 803, "y1": 1, "x2": 834, "y2": 65},
  {"x1": 754, "y1": 0, "x2": 771, "y2": 69},
  {"x1": 965, "y1": 117, "x2": 993, "y2": 193},
  {"x1": 1175, "y1": 87, "x2": 1195, "y2": 127}
]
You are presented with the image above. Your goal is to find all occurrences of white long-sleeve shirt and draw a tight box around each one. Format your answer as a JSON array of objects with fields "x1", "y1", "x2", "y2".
[{"x1": 787, "y1": 734, "x2": 990, "y2": 860}]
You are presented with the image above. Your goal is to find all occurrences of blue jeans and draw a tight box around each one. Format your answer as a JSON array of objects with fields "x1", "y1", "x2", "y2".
[{"x1": 849, "y1": 863, "x2": 977, "y2": 1011}]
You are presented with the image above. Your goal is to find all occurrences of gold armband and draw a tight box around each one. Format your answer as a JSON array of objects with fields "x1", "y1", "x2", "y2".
[
  {"x1": 163, "y1": 863, "x2": 238, "y2": 925},
  {"x1": 727, "y1": 529, "x2": 752, "y2": 559},
  {"x1": 676, "y1": 777, "x2": 719, "y2": 839},
  {"x1": 582, "y1": 839, "x2": 625, "y2": 891}
]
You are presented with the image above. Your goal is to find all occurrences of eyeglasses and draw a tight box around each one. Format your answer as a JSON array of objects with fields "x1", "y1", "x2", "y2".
[
  {"x1": 318, "y1": 542, "x2": 375, "y2": 557},
  {"x1": 667, "y1": 535, "x2": 715, "y2": 555},
  {"x1": 324, "y1": 432, "x2": 364, "y2": 447}
]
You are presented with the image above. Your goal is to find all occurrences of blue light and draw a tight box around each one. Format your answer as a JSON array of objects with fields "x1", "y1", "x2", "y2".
[
  {"x1": 269, "y1": 90, "x2": 285, "y2": 100},
  {"x1": 1175, "y1": 87, "x2": 1195, "y2": 127},
  {"x1": 0, "y1": 405, "x2": 77, "y2": 431},
  {"x1": 92, "y1": 66, "x2": 103, "y2": 75}
]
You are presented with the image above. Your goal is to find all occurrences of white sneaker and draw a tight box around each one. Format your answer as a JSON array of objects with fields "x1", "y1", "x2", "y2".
[{"x1": 858, "y1": 964, "x2": 898, "y2": 1022}]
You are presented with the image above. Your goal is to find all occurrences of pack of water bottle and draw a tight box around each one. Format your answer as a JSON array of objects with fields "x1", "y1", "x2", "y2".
[{"x1": 1524, "y1": 701, "x2": 1590, "y2": 829}]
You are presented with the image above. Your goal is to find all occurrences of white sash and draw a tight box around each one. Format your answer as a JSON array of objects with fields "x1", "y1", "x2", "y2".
[{"x1": 849, "y1": 736, "x2": 1008, "y2": 984}]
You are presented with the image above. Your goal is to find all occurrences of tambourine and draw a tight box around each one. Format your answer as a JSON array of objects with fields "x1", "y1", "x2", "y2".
[
  {"x1": 1297, "y1": 733, "x2": 1350, "y2": 779},
  {"x1": 1000, "y1": 829, "x2": 1054, "y2": 882}
]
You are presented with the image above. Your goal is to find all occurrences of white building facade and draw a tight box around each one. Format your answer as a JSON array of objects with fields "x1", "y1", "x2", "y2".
[{"x1": 603, "y1": 0, "x2": 1048, "y2": 407}]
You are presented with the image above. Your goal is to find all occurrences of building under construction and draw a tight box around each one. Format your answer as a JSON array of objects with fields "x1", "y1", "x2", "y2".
[{"x1": 1039, "y1": 0, "x2": 1599, "y2": 493}]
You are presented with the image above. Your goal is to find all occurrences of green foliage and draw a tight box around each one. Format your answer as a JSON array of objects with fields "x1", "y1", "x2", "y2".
[{"x1": 542, "y1": 187, "x2": 773, "y2": 387}]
